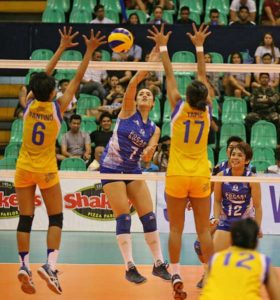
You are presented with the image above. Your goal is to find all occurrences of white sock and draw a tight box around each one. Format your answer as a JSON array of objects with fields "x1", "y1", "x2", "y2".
[
  {"x1": 144, "y1": 231, "x2": 164, "y2": 266},
  {"x1": 170, "y1": 263, "x2": 180, "y2": 276},
  {"x1": 19, "y1": 252, "x2": 30, "y2": 269},
  {"x1": 116, "y1": 234, "x2": 134, "y2": 270},
  {"x1": 47, "y1": 249, "x2": 59, "y2": 271}
]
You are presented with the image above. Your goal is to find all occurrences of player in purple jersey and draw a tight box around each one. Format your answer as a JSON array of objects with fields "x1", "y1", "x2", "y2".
[
  {"x1": 100, "y1": 47, "x2": 171, "y2": 284},
  {"x1": 213, "y1": 142, "x2": 262, "y2": 253}
]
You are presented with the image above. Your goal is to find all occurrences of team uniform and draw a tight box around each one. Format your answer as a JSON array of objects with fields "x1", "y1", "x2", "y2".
[
  {"x1": 100, "y1": 110, "x2": 156, "y2": 185},
  {"x1": 166, "y1": 99, "x2": 212, "y2": 198},
  {"x1": 212, "y1": 160, "x2": 256, "y2": 175},
  {"x1": 217, "y1": 168, "x2": 253, "y2": 231},
  {"x1": 15, "y1": 99, "x2": 62, "y2": 189},
  {"x1": 200, "y1": 246, "x2": 270, "y2": 300}
]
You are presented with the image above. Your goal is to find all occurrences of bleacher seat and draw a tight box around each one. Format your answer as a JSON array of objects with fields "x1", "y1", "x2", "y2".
[
  {"x1": 205, "y1": 0, "x2": 230, "y2": 15},
  {"x1": 46, "y1": 0, "x2": 70, "y2": 13},
  {"x1": 161, "y1": 121, "x2": 171, "y2": 137},
  {"x1": 189, "y1": 12, "x2": 201, "y2": 25},
  {"x1": 80, "y1": 118, "x2": 98, "y2": 134},
  {"x1": 126, "y1": 9, "x2": 147, "y2": 24},
  {"x1": 100, "y1": 50, "x2": 111, "y2": 61},
  {"x1": 55, "y1": 70, "x2": 76, "y2": 81},
  {"x1": 0, "y1": 157, "x2": 17, "y2": 169},
  {"x1": 207, "y1": 146, "x2": 215, "y2": 167},
  {"x1": 221, "y1": 98, "x2": 247, "y2": 124},
  {"x1": 4, "y1": 143, "x2": 21, "y2": 158},
  {"x1": 31, "y1": 49, "x2": 54, "y2": 60},
  {"x1": 150, "y1": 10, "x2": 174, "y2": 23},
  {"x1": 209, "y1": 52, "x2": 224, "y2": 63},
  {"x1": 42, "y1": 7, "x2": 65, "y2": 23},
  {"x1": 250, "y1": 121, "x2": 277, "y2": 149},
  {"x1": 105, "y1": 9, "x2": 119, "y2": 23},
  {"x1": 175, "y1": 75, "x2": 193, "y2": 95},
  {"x1": 212, "y1": 97, "x2": 219, "y2": 120},
  {"x1": 76, "y1": 94, "x2": 101, "y2": 116},
  {"x1": 172, "y1": 51, "x2": 196, "y2": 77},
  {"x1": 61, "y1": 50, "x2": 83, "y2": 61},
  {"x1": 218, "y1": 146, "x2": 227, "y2": 163},
  {"x1": 252, "y1": 147, "x2": 275, "y2": 166},
  {"x1": 149, "y1": 95, "x2": 161, "y2": 124},
  {"x1": 220, "y1": 123, "x2": 246, "y2": 148},
  {"x1": 179, "y1": 0, "x2": 203, "y2": 14},
  {"x1": 100, "y1": 0, "x2": 121, "y2": 13},
  {"x1": 250, "y1": 160, "x2": 270, "y2": 173},
  {"x1": 163, "y1": 100, "x2": 172, "y2": 123},
  {"x1": 57, "y1": 120, "x2": 68, "y2": 146},
  {"x1": 72, "y1": 0, "x2": 96, "y2": 12},
  {"x1": 69, "y1": 8, "x2": 92, "y2": 23},
  {"x1": 10, "y1": 119, "x2": 23, "y2": 144},
  {"x1": 60, "y1": 157, "x2": 87, "y2": 171}
]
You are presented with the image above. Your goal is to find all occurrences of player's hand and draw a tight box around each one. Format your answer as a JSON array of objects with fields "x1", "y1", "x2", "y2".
[
  {"x1": 186, "y1": 23, "x2": 211, "y2": 47},
  {"x1": 147, "y1": 24, "x2": 172, "y2": 46},
  {"x1": 83, "y1": 30, "x2": 107, "y2": 53},
  {"x1": 59, "y1": 26, "x2": 79, "y2": 49}
]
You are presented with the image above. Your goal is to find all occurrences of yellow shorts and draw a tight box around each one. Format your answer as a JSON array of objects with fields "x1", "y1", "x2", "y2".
[
  {"x1": 165, "y1": 176, "x2": 211, "y2": 198},
  {"x1": 14, "y1": 168, "x2": 59, "y2": 189}
]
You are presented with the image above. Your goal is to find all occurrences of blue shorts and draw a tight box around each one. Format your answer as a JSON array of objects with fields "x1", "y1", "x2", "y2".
[
  {"x1": 100, "y1": 166, "x2": 142, "y2": 187},
  {"x1": 217, "y1": 217, "x2": 240, "y2": 232}
]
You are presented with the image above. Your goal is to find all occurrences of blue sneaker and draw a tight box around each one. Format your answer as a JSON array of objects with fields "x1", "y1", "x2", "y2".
[
  {"x1": 17, "y1": 266, "x2": 36, "y2": 294},
  {"x1": 172, "y1": 274, "x2": 187, "y2": 300},
  {"x1": 152, "y1": 261, "x2": 171, "y2": 280},
  {"x1": 125, "y1": 262, "x2": 147, "y2": 284},
  {"x1": 37, "y1": 263, "x2": 62, "y2": 294}
]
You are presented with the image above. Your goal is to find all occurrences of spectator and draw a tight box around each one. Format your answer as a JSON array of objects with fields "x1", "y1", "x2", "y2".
[
  {"x1": 141, "y1": 160, "x2": 160, "y2": 172},
  {"x1": 252, "y1": 53, "x2": 279, "y2": 90},
  {"x1": 267, "y1": 148, "x2": 280, "y2": 174},
  {"x1": 245, "y1": 73, "x2": 280, "y2": 138},
  {"x1": 136, "y1": 0, "x2": 174, "y2": 15},
  {"x1": 127, "y1": 13, "x2": 140, "y2": 24},
  {"x1": 80, "y1": 50, "x2": 107, "y2": 100},
  {"x1": 152, "y1": 136, "x2": 170, "y2": 172},
  {"x1": 90, "y1": 4, "x2": 114, "y2": 24},
  {"x1": 104, "y1": 83, "x2": 125, "y2": 105},
  {"x1": 148, "y1": 6, "x2": 168, "y2": 24},
  {"x1": 61, "y1": 114, "x2": 91, "y2": 162},
  {"x1": 176, "y1": 6, "x2": 196, "y2": 24},
  {"x1": 255, "y1": 32, "x2": 280, "y2": 64},
  {"x1": 261, "y1": 0, "x2": 280, "y2": 26},
  {"x1": 223, "y1": 52, "x2": 251, "y2": 98},
  {"x1": 206, "y1": 9, "x2": 224, "y2": 26},
  {"x1": 87, "y1": 146, "x2": 105, "y2": 171},
  {"x1": 107, "y1": 68, "x2": 132, "y2": 89},
  {"x1": 230, "y1": 5, "x2": 256, "y2": 25},
  {"x1": 230, "y1": 0, "x2": 256, "y2": 22},
  {"x1": 204, "y1": 53, "x2": 221, "y2": 97}
]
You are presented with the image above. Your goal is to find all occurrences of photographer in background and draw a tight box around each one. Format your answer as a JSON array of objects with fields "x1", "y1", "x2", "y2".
[{"x1": 153, "y1": 135, "x2": 171, "y2": 172}]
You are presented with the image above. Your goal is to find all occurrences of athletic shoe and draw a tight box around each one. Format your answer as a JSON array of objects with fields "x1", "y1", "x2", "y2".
[
  {"x1": 152, "y1": 261, "x2": 171, "y2": 280},
  {"x1": 196, "y1": 274, "x2": 204, "y2": 288},
  {"x1": 172, "y1": 274, "x2": 187, "y2": 300},
  {"x1": 17, "y1": 266, "x2": 36, "y2": 294},
  {"x1": 37, "y1": 263, "x2": 62, "y2": 294},
  {"x1": 125, "y1": 263, "x2": 147, "y2": 284}
]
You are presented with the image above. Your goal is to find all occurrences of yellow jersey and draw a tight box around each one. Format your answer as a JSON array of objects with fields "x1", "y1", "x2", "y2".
[
  {"x1": 167, "y1": 100, "x2": 211, "y2": 177},
  {"x1": 200, "y1": 246, "x2": 270, "y2": 300},
  {"x1": 16, "y1": 100, "x2": 62, "y2": 173}
]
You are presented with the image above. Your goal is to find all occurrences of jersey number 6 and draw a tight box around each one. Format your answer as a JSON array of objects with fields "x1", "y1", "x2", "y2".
[{"x1": 32, "y1": 122, "x2": 46, "y2": 145}]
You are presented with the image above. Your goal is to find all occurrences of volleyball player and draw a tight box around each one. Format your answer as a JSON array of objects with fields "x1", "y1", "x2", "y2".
[
  {"x1": 148, "y1": 24, "x2": 213, "y2": 299},
  {"x1": 15, "y1": 29, "x2": 106, "y2": 294},
  {"x1": 200, "y1": 218, "x2": 280, "y2": 300},
  {"x1": 100, "y1": 47, "x2": 171, "y2": 284}
]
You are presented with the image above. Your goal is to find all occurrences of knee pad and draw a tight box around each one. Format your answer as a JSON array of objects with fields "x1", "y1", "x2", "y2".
[
  {"x1": 17, "y1": 215, "x2": 34, "y2": 233},
  {"x1": 140, "y1": 212, "x2": 157, "y2": 233},
  {"x1": 49, "y1": 213, "x2": 63, "y2": 229},
  {"x1": 116, "y1": 214, "x2": 131, "y2": 235},
  {"x1": 194, "y1": 240, "x2": 206, "y2": 264}
]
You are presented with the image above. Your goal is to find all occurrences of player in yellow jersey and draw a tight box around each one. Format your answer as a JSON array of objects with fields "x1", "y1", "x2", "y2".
[
  {"x1": 148, "y1": 24, "x2": 213, "y2": 299},
  {"x1": 200, "y1": 218, "x2": 280, "y2": 300},
  {"x1": 15, "y1": 28, "x2": 106, "y2": 294}
]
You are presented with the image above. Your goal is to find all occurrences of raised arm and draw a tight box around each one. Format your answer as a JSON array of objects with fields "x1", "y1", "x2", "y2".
[
  {"x1": 58, "y1": 30, "x2": 106, "y2": 113},
  {"x1": 148, "y1": 25, "x2": 181, "y2": 111},
  {"x1": 45, "y1": 26, "x2": 79, "y2": 76}
]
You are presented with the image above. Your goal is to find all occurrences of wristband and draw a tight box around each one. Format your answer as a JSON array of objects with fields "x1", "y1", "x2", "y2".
[
  {"x1": 196, "y1": 46, "x2": 204, "y2": 52},
  {"x1": 159, "y1": 46, "x2": 168, "y2": 52}
]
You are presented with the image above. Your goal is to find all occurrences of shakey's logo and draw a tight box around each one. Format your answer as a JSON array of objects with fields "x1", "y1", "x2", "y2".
[
  {"x1": 0, "y1": 181, "x2": 42, "y2": 218},
  {"x1": 64, "y1": 183, "x2": 135, "y2": 221}
]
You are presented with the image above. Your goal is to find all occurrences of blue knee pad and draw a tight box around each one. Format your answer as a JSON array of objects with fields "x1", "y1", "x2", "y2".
[
  {"x1": 116, "y1": 214, "x2": 131, "y2": 235},
  {"x1": 140, "y1": 212, "x2": 157, "y2": 233}
]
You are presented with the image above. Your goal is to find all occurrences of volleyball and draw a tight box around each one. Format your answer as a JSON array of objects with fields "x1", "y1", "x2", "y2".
[{"x1": 108, "y1": 28, "x2": 134, "y2": 53}]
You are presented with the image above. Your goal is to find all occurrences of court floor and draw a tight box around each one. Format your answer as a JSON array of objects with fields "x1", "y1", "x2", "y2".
[{"x1": 1, "y1": 231, "x2": 279, "y2": 299}]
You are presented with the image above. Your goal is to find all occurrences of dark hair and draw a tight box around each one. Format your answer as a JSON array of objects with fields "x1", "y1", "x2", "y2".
[
  {"x1": 260, "y1": 33, "x2": 276, "y2": 60},
  {"x1": 136, "y1": 88, "x2": 154, "y2": 101},
  {"x1": 262, "y1": 53, "x2": 273, "y2": 59},
  {"x1": 239, "y1": 5, "x2": 249, "y2": 12},
  {"x1": 226, "y1": 136, "x2": 243, "y2": 148},
  {"x1": 153, "y1": 5, "x2": 163, "y2": 12},
  {"x1": 229, "y1": 142, "x2": 253, "y2": 161},
  {"x1": 205, "y1": 52, "x2": 213, "y2": 62},
  {"x1": 94, "y1": 4, "x2": 104, "y2": 13},
  {"x1": 230, "y1": 52, "x2": 243, "y2": 64},
  {"x1": 231, "y1": 218, "x2": 259, "y2": 249},
  {"x1": 160, "y1": 135, "x2": 171, "y2": 143},
  {"x1": 99, "y1": 112, "x2": 112, "y2": 123},
  {"x1": 180, "y1": 6, "x2": 190, "y2": 13},
  {"x1": 259, "y1": 72, "x2": 270, "y2": 78},
  {"x1": 210, "y1": 8, "x2": 219, "y2": 15},
  {"x1": 58, "y1": 79, "x2": 70, "y2": 87},
  {"x1": 128, "y1": 13, "x2": 140, "y2": 24},
  {"x1": 29, "y1": 72, "x2": 56, "y2": 102},
  {"x1": 70, "y1": 114, "x2": 82, "y2": 123},
  {"x1": 186, "y1": 80, "x2": 208, "y2": 111}
]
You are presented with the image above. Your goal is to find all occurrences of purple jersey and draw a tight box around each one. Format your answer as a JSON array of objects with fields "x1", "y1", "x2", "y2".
[{"x1": 100, "y1": 111, "x2": 156, "y2": 172}]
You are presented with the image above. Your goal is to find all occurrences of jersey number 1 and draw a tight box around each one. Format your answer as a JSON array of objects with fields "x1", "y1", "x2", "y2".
[
  {"x1": 32, "y1": 122, "x2": 46, "y2": 145},
  {"x1": 184, "y1": 120, "x2": 204, "y2": 144}
]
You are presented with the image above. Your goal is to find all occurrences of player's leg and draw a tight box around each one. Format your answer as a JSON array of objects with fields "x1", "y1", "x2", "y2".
[
  {"x1": 103, "y1": 181, "x2": 146, "y2": 284},
  {"x1": 127, "y1": 180, "x2": 171, "y2": 281}
]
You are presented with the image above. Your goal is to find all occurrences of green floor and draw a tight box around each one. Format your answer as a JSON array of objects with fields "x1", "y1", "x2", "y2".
[{"x1": 1, "y1": 232, "x2": 280, "y2": 266}]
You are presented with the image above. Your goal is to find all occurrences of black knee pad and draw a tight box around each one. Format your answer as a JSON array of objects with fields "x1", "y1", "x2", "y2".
[
  {"x1": 17, "y1": 215, "x2": 34, "y2": 233},
  {"x1": 49, "y1": 213, "x2": 63, "y2": 229}
]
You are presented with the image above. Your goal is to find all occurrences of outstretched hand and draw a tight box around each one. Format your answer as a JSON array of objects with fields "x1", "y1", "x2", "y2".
[
  {"x1": 186, "y1": 23, "x2": 211, "y2": 47},
  {"x1": 83, "y1": 30, "x2": 107, "y2": 53},
  {"x1": 147, "y1": 24, "x2": 172, "y2": 46},
  {"x1": 59, "y1": 26, "x2": 79, "y2": 49}
]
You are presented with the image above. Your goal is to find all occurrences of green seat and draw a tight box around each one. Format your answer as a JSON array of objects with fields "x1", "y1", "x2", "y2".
[
  {"x1": 209, "y1": 52, "x2": 224, "y2": 63},
  {"x1": 204, "y1": 13, "x2": 228, "y2": 25},
  {"x1": 57, "y1": 120, "x2": 68, "y2": 146},
  {"x1": 47, "y1": 0, "x2": 70, "y2": 13},
  {"x1": 251, "y1": 121, "x2": 277, "y2": 149},
  {"x1": 25, "y1": 69, "x2": 44, "y2": 85},
  {"x1": 172, "y1": 51, "x2": 196, "y2": 77},
  {"x1": 42, "y1": 8, "x2": 65, "y2": 23},
  {"x1": 150, "y1": 10, "x2": 174, "y2": 23},
  {"x1": 73, "y1": 0, "x2": 97, "y2": 12},
  {"x1": 76, "y1": 94, "x2": 101, "y2": 115},
  {"x1": 4, "y1": 143, "x2": 21, "y2": 158},
  {"x1": 207, "y1": 146, "x2": 215, "y2": 168},
  {"x1": 31, "y1": 49, "x2": 54, "y2": 60},
  {"x1": 179, "y1": 0, "x2": 203, "y2": 14},
  {"x1": 55, "y1": 70, "x2": 76, "y2": 81},
  {"x1": 220, "y1": 123, "x2": 246, "y2": 148},
  {"x1": 189, "y1": 12, "x2": 201, "y2": 25},
  {"x1": 149, "y1": 96, "x2": 161, "y2": 124},
  {"x1": 126, "y1": 9, "x2": 147, "y2": 24},
  {"x1": 258, "y1": 0, "x2": 264, "y2": 23},
  {"x1": 252, "y1": 147, "x2": 275, "y2": 166},
  {"x1": 163, "y1": 100, "x2": 172, "y2": 123},
  {"x1": 221, "y1": 98, "x2": 247, "y2": 124},
  {"x1": 100, "y1": 0, "x2": 121, "y2": 13},
  {"x1": 61, "y1": 50, "x2": 82, "y2": 61},
  {"x1": 218, "y1": 146, "x2": 227, "y2": 163},
  {"x1": 69, "y1": 8, "x2": 92, "y2": 23},
  {"x1": 10, "y1": 119, "x2": 23, "y2": 144},
  {"x1": 206, "y1": 0, "x2": 229, "y2": 14},
  {"x1": 175, "y1": 75, "x2": 193, "y2": 95},
  {"x1": 250, "y1": 160, "x2": 270, "y2": 173},
  {"x1": 212, "y1": 97, "x2": 219, "y2": 120},
  {"x1": 161, "y1": 121, "x2": 171, "y2": 137},
  {"x1": 0, "y1": 157, "x2": 17, "y2": 170},
  {"x1": 80, "y1": 118, "x2": 98, "y2": 134},
  {"x1": 101, "y1": 50, "x2": 111, "y2": 61},
  {"x1": 60, "y1": 157, "x2": 87, "y2": 171},
  {"x1": 105, "y1": 9, "x2": 119, "y2": 23}
]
